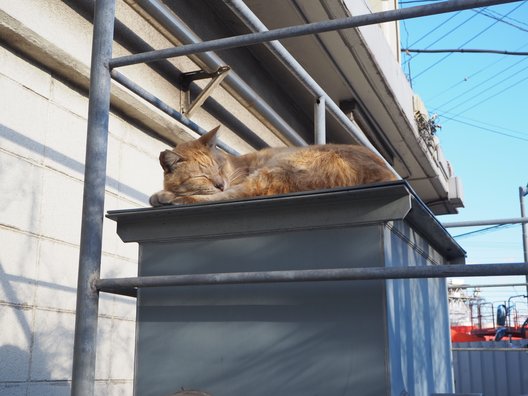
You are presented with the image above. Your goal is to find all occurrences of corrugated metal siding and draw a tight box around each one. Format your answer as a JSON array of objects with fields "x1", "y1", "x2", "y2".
[{"x1": 453, "y1": 341, "x2": 528, "y2": 396}]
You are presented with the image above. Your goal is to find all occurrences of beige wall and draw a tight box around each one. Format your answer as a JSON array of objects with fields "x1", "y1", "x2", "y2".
[
  {"x1": 0, "y1": 41, "x2": 149, "y2": 394},
  {"x1": 364, "y1": 0, "x2": 401, "y2": 61}
]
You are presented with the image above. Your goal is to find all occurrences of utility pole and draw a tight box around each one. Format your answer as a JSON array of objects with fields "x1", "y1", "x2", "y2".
[{"x1": 520, "y1": 184, "x2": 528, "y2": 298}]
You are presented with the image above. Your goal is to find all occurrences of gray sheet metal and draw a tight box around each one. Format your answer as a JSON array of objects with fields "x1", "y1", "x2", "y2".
[{"x1": 107, "y1": 180, "x2": 465, "y2": 262}]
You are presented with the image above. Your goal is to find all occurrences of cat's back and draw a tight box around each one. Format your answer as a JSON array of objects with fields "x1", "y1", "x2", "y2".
[
  {"x1": 254, "y1": 143, "x2": 395, "y2": 184},
  {"x1": 258, "y1": 144, "x2": 386, "y2": 167}
]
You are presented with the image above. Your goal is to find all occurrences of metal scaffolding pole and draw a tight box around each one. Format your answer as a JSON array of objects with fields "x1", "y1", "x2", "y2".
[
  {"x1": 71, "y1": 0, "x2": 115, "y2": 394},
  {"x1": 110, "y1": 0, "x2": 520, "y2": 69},
  {"x1": 96, "y1": 262, "x2": 528, "y2": 296}
]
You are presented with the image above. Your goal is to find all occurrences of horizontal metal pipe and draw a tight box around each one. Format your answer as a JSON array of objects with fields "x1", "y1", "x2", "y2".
[
  {"x1": 126, "y1": 0, "x2": 307, "y2": 146},
  {"x1": 448, "y1": 282, "x2": 528, "y2": 289},
  {"x1": 96, "y1": 262, "x2": 528, "y2": 294},
  {"x1": 452, "y1": 348, "x2": 528, "y2": 352},
  {"x1": 110, "y1": 0, "x2": 520, "y2": 68},
  {"x1": 111, "y1": 70, "x2": 238, "y2": 155},
  {"x1": 443, "y1": 217, "x2": 528, "y2": 228},
  {"x1": 402, "y1": 48, "x2": 528, "y2": 56}
]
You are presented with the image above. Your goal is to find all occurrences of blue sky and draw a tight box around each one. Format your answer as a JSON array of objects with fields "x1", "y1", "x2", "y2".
[{"x1": 399, "y1": 0, "x2": 528, "y2": 305}]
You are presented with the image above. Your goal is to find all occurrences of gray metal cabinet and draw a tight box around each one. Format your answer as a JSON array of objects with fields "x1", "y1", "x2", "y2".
[{"x1": 108, "y1": 181, "x2": 465, "y2": 396}]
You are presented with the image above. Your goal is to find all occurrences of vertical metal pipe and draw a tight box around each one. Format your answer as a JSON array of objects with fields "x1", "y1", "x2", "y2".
[
  {"x1": 314, "y1": 96, "x2": 326, "y2": 144},
  {"x1": 519, "y1": 185, "x2": 528, "y2": 298},
  {"x1": 71, "y1": 0, "x2": 116, "y2": 394}
]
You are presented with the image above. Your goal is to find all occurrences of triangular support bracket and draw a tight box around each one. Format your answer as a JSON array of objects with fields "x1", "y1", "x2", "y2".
[{"x1": 180, "y1": 65, "x2": 230, "y2": 118}]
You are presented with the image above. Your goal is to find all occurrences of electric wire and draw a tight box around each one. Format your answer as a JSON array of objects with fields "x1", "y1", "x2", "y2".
[
  {"x1": 475, "y1": 4, "x2": 528, "y2": 32},
  {"x1": 454, "y1": 224, "x2": 518, "y2": 239},
  {"x1": 403, "y1": 11, "x2": 477, "y2": 67},
  {"x1": 402, "y1": 48, "x2": 528, "y2": 55},
  {"x1": 424, "y1": 41, "x2": 528, "y2": 103},
  {"x1": 437, "y1": 114, "x2": 528, "y2": 143},
  {"x1": 436, "y1": 111, "x2": 528, "y2": 138},
  {"x1": 486, "y1": 9, "x2": 528, "y2": 28},
  {"x1": 432, "y1": 57, "x2": 528, "y2": 112},
  {"x1": 412, "y1": 2, "x2": 525, "y2": 79},
  {"x1": 442, "y1": 71, "x2": 528, "y2": 120},
  {"x1": 401, "y1": 19, "x2": 414, "y2": 85},
  {"x1": 407, "y1": 11, "x2": 462, "y2": 48}
]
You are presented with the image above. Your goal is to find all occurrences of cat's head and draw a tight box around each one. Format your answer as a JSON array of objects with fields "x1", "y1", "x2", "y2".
[{"x1": 159, "y1": 126, "x2": 227, "y2": 196}]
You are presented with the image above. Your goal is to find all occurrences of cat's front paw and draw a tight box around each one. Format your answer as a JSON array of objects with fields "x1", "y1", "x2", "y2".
[{"x1": 149, "y1": 190, "x2": 179, "y2": 206}]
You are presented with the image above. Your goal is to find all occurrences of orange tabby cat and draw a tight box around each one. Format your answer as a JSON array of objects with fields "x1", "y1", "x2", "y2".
[{"x1": 149, "y1": 126, "x2": 397, "y2": 206}]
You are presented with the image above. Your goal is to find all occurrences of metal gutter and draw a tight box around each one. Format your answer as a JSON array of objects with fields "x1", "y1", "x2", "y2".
[{"x1": 124, "y1": 0, "x2": 307, "y2": 146}]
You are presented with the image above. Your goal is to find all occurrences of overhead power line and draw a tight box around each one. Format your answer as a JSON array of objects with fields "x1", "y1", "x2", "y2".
[
  {"x1": 436, "y1": 112, "x2": 528, "y2": 138},
  {"x1": 403, "y1": 11, "x2": 478, "y2": 67},
  {"x1": 402, "y1": 48, "x2": 528, "y2": 55},
  {"x1": 424, "y1": 40, "x2": 528, "y2": 104},
  {"x1": 431, "y1": 56, "x2": 528, "y2": 111},
  {"x1": 412, "y1": 1, "x2": 525, "y2": 79},
  {"x1": 407, "y1": 11, "x2": 462, "y2": 48},
  {"x1": 438, "y1": 114, "x2": 528, "y2": 143},
  {"x1": 454, "y1": 224, "x2": 518, "y2": 239},
  {"x1": 474, "y1": 4, "x2": 528, "y2": 32},
  {"x1": 443, "y1": 71, "x2": 528, "y2": 118}
]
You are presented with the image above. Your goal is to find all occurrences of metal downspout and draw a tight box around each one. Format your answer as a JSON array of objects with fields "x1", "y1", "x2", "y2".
[
  {"x1": 125, "y1": 0, "x2": 307, "y2": 147},
  {"x1": 71, "y1": 0, "x2": 115, "y2": 394},
  {"x1": 314, "y1": 96, "x2": 326, "y2": 144}
]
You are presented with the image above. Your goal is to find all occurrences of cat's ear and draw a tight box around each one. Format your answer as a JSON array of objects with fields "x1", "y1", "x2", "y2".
[
  {"x1": 159, "y1": 149, "x2": 180, "y2": 173},
  {"x1": 198, "y1": 126, "x2": 220, "y2": 149}
]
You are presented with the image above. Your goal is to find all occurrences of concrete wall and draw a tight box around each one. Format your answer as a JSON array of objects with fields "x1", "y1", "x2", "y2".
[{"x1": 0, "y1": 42, "x2": 163, "y2": 394}]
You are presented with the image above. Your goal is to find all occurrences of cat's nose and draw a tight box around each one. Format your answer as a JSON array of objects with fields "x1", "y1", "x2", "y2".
[{"x1": 214, "y1": 181, "x2": 225, "y2": 191}]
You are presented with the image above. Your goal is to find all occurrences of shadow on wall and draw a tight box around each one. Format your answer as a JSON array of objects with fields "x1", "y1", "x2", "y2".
[
  {"x1": 0, "y1": 123, "x2": 149, "y2": 203},
  {"x1": 0, "y1": 262, "x2": 62, "y2": 395},
  {"x1": 1, "y1": 122, "x2": 138, "y2": 393}
]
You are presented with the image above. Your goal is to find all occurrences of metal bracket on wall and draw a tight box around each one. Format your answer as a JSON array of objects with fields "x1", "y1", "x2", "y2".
[{"x1": 180, "y1": 65, "x2": 230, "y2": 117}]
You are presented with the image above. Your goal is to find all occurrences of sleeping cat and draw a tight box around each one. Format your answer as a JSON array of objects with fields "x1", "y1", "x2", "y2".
[{"x1": 149, "y1": 126, "x2": 397, "y2": 206}]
